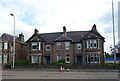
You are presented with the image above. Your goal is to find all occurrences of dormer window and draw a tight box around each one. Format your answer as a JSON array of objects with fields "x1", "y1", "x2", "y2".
[{"x1": 65, "y1": 42, "x2": 70, "y2": 50}]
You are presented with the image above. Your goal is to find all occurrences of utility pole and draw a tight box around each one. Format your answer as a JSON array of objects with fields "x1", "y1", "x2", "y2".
[
  {"x1": 10, "y1": 14, "x2": 15, "y2": 69},
  {"x1": 112, "y1": 0, "x2": 116, "y2": 67}
]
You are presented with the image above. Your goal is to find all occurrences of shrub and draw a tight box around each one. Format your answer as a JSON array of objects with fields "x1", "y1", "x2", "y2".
[
  {"x1": 57, "y1": 59, "x2": 65, "y2": 66},
  {"x1": 57, "y1": 59, "x2": 65, "y2": 64},
  {"x1": 15, "y1": 60, "x2": 32, "y2": 66}
]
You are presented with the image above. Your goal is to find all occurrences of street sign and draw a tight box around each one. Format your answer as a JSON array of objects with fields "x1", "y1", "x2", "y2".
[{"x1": 112, "y1": 51, "x2": 118, "y2": 54}]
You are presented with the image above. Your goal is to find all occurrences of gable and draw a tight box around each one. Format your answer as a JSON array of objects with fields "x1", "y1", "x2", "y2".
[
  {"x1": 26, "y1": 34, "x2": 45, "y2": 42},
  {"x1": 82, "y1": 31, "x2": 104, "y2": 39}
]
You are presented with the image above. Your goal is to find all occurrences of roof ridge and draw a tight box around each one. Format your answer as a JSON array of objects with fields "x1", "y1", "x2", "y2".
[
  {"x1": 54, "y1": 34, "x2": 72, "y2": 42},
  {"x1": 39, "y1": 31, "x2": 89, "y2": 35}
]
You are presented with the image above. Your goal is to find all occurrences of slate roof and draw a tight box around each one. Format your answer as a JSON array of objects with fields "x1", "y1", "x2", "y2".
[
  {"x1": 27, "y1": 24, "x2": 105, "y2": 44},
  {"x1": 54, "y1": 34, "x2": 72, "y2": 42},
  {"x1": 1, "y1": 33, "x2": 20, "y2": 42},
  {"x1": 39, "y1": 30, "x2": 102, "y2": 44}
]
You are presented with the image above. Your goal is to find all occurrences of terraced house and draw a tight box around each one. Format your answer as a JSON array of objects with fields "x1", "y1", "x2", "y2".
[
  {"x1": 0, "y1": 33, "x2": 27, "y2": 66},
  {"x1": 26, "y1": 24, "x2": 105, "y2": 66}
]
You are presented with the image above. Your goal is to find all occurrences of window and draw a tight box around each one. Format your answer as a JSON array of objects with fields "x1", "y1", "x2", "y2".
[
  {"x1": 0, "y1": 55, "x2": 2, "y2": 63},
  {"x1": 46, "y1": 45, "x2": 50, "y2": 50},
  {"x1": 77, "y1": 43, "x2": 81, "y2": 49},
  {"x1": 31, "y1": 42, "x2": 41, "y2": 50},
  {"x1": 90, "y1": 40, "x2": 97, "y2": 48},
  {"x1": 86, "y1": 40, "x2": 99, "y2": 48},
  {"x1": 65, "y1": 42, "x2": 70, "y2": 50},
  {"x1": 86, "y1": 40, "x2": 89, "y2": 48},
  {"x1": 0, "y1": 43, "x2": 2, "y2": 50},
  {"x1": 98, "y1": 40, "x2": 100, "y2": 48},
  {"x1": 57, "y1": 55, "x2": 61, "y2": 62},
  {"x1": 87, "y1": 54, "x2": 100, "y2": 63},
  {"x1": 4, "y1": 42, "x2": 8, "y2": 49},
  {"x1": 3, "y1": 55, "x2": 7, "y2": 63},
  {"x1": 66, "y1": 55, "x2": 70, "y2": 63},
  {"x1": 31, "y1": 55, "x2": 41, "y2": 63},
  {"x1": 56, "y1": 42, "x2": 61, "y2": 50}
]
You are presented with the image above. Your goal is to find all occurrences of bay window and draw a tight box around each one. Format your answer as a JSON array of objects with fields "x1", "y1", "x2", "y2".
[
  {"x1": 86, "y1": 40, "x2": 100, "y2": 48},
  {"x1": 31, "y1": 42, "x2": 41, "y2": 50},
  {"x1": 90, "y1": 40, "x2": 97, "y2": 48},
  {"x1": 31, "y1": 55, "x2": 41, "y2": 63},
  {"x1": 0, "y1": 43, "x2": 2, "y2": 50},
  {"x1": 87, "y1": 54, "x2": 100, "y2": 63},
  {"x1": 86, "y1": 40, "x2": 89, "y2": 48},
  {"x1": 3, "y1": 55, "x2": 7, "y2": 63},
  {"x1": 4, "y1": 42, "x2": 8, "y2": 50}
]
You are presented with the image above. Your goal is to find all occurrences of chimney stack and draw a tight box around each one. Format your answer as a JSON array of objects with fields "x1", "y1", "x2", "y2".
[
  {"x1": 63, "y1": 26, "x2": 67, "y2": 36},
  {"x1": 19, "y1": 32, "x2": 24, "y2": 43}
]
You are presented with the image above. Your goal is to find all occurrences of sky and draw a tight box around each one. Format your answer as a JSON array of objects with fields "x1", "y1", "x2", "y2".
[{"x1": 0, "y1": 0, "x2": 119, "y2": 53}]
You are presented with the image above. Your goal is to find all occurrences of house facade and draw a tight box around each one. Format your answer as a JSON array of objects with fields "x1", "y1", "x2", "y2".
[
  {"x1": 26, "y1": 24, "x2": 105, "y2": 66},
  {"x1": 0, "y1": 33, "x2": 27, "y2": 66}
]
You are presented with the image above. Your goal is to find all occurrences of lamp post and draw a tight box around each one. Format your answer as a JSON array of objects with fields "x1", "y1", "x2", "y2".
[
  {"x1": 10, "y1": 14, "x2": 15, "y2": 69},
  {"x1": 112, "y1": 0, "x2": 116, "y2": 66}
]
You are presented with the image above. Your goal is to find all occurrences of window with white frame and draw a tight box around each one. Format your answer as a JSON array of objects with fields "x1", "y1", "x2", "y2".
[
  {"x1": 66, "y1": 55, "x2": 70, "y2": 63},
  {"x1": 87, "y1": 54, "x2": 100, "y2": 63},
  {"x1": 46, "y1": 45, "x2": 50, "y2": 50},
  {"x1": 31, "y1": 42, "x2": 41, "y2": 50},
  {"x1": 77, "y1": 43, "x2": 81, "y2": 49},
  {"x1": 57, "y1": 55, "x2": 61, "y2": 62},
  {"x1": 56, "y1": 42, "x2": 61, "y2": 50},
  {"x1": 3, "y1": 55, "x2": 7, "y2": 63},
  {"x1": 90, "y1": 40, "x2": 97, "y2": 48},
  {"x1": 65, "y1": 42, "x2": 70, "y2": 50},
  {"x1": 0, "y1": 55, "x2": 2, "y2": 63},
  {"x1": 0, "y1": 42, "x2": 2, "y2": 50},
  {"x1": 4, "y1": 42, "x2": 8, "y2": 49},
  {"x1": 31, "y1": 55, "x2": 41, "y2": 63},
  {"x1": 86, "y1": 40, "x2": 89, "y2": 48}
]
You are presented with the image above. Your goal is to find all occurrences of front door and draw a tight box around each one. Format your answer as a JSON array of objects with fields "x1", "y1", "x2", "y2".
[
  {"x1": 45, "y1": 56, "x2": 50, "y2": 64},
  {"x1": 77, "y1": 56, "x2": 82, "y2": 65}
]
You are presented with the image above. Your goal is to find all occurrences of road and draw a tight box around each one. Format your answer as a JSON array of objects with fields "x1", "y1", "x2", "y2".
[{"x1": 2, "y1": 69, "x2": 120, "y2": 79}]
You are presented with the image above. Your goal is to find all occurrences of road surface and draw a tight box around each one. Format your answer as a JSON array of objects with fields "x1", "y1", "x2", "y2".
[{"x1": 2, "y1": 69, "x2": 119, "y2": 79}]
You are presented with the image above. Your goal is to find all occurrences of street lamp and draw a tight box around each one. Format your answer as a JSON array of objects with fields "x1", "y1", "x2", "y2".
[
  {"x1": 10, "y1": 14, "x2": 15, "y2": 69},
  {"x1": 112, "y1": 0, "x2": 116, "y2": 66}
]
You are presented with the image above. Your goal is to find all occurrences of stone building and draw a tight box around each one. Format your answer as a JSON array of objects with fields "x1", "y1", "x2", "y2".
[
  {"x1": 26, "y1": 24, "x2": 105, "y2": 66},
  {"x1": 0, "y1": 33, "x2": 27, "y2": 65}
]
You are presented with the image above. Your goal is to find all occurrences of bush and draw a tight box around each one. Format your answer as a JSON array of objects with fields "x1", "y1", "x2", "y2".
[
  {"x1": 57, "y1": 59, "x2": 65, "y2": 64},
  {"x1": 57, "y1": 59, "x2": 65, "y2": 66},
  {"x1": 3, "y1": 64, "x2": 11, "y2": 69},
  {"x1": 15, "y1": 60, "x2": 32, "y2": 66}
]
